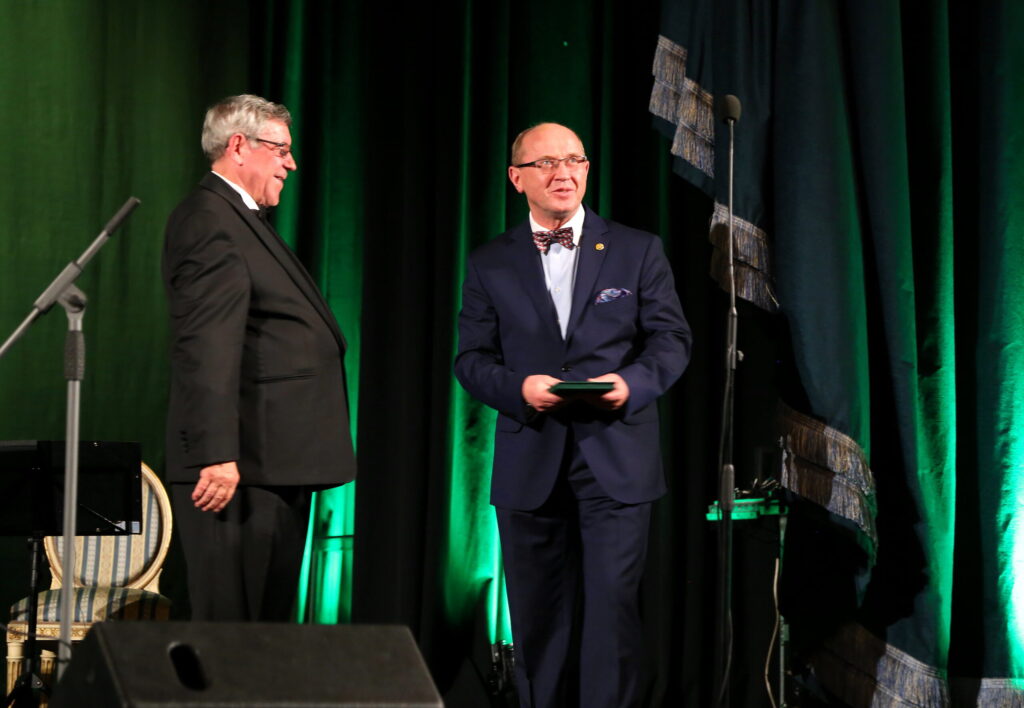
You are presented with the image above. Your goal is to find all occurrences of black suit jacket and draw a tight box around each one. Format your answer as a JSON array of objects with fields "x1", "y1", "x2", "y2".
[{"x1": 162, "y1": 173, "x2": 356, "y2": 488}]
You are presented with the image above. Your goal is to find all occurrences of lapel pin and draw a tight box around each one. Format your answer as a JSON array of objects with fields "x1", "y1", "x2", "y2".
[{"x1": 595, "y1": 243, "x2": 605, "y2": 251}]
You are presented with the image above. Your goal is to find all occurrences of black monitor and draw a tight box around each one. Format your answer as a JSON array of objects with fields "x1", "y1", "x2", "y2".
[{"x1": 0, "y1": 440, "x2": 142, "y2": 537}]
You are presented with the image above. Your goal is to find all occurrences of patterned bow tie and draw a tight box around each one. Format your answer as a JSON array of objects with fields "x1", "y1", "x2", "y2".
[{"x1": 532, "y1": 227, "x2": 575, "y2": 254}]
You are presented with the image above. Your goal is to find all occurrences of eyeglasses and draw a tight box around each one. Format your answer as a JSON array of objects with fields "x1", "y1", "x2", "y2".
[
  {"x1": 250, "y1": 136, "x2": 292, "y2": 158},
  {"x1": 513, "y1": 155, "x2": 589, "y2": 172}
]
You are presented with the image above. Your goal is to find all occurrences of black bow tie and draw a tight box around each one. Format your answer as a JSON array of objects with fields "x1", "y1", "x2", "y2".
[
  {"x1": 533, "y1": 227, "x2": 575, "y2": 254},
  {"x1": 255, "y1": 207, "x2": 271, "y2": 222}
]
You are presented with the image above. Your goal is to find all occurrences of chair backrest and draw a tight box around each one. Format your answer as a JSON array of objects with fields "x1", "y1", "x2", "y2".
[{"x1": 44, "y1": 463, "x2": 173, "y2": 593}]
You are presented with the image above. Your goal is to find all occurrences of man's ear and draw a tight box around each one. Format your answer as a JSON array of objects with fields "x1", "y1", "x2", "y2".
[
  {"x1": 508, "y1": 166, "x2": 524, "y2": 193},
  {"x1": 225, "y1": 133, "x2": 248, "y2": 164}
]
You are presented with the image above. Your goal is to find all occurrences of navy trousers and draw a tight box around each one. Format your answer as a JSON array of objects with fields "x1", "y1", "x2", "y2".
[{"x1": 496, "y1": 443, "x2": 653, "y2": 708}]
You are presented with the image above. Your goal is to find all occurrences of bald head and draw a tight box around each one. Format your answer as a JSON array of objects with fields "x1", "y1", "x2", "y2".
[
  {"x1": 507, "y1": 123, "x2": 590, "y2": 229},
  {"x1": 510, "y1": 123, "x2": 585, "y2": 166}
]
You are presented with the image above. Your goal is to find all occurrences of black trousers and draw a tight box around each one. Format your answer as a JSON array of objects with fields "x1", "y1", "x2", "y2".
[{"x1": 171, "y1": 483, "x2": 313, "y2": 621}]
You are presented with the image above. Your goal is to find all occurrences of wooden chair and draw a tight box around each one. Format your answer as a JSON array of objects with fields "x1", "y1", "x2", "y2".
[{"x1": 5, "y1": 462, "x2": 173, "y2": 701}]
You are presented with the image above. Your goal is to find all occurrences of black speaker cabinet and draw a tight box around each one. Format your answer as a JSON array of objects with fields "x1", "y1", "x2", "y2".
[{"x1": 50, "y1": 622, "x2": 443, "y2": 707}]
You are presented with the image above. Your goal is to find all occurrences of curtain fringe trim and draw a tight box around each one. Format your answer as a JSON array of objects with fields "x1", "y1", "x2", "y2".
[
  {"x1": 711, "y1": 201, "x2": 771, "y2": 270},
  {"x1": 952, "y1": 677, "x2": 1024, "y2": 705},
  {"x1": 812, "y1": 623, "x2": 949, "y2": 707},
  {"x1": 811, "y1": 622, "x2": 1024, "y2": 707},
  {"x1": 778, "y1": 402, "x2": 878, "y2": 553},
  {"x1": 650, "y1": 35, "x2": 715, "y2": 178},
  {"x1": 709, "y1": 254, "x2": 780, "y2": 313},
  {"x1": 709, "y1": 201, "x2": 780, "y2": 312}
]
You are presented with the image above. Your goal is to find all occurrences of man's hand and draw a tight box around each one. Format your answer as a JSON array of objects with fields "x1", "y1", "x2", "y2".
[
  {"x1": 192, "y1": 461, "x2": 240, "y2": 512},
  {"x1": 586, "y1": 372, "x2": 630, "y2": 410},
  {"x1": 522, "y1": 374, "x2": 566, "y2": 413}
]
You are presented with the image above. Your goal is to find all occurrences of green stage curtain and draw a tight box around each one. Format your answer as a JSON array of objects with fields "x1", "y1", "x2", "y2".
[
  {"x1": 0, "y1": 0, "x2": 255, "y2": 618},
  {"x1": 0, "y1": 1, "x2": 762, "y2": 705},
  {"x1": 654, "y1": 0, "x2": 1024, "y2": 704}
]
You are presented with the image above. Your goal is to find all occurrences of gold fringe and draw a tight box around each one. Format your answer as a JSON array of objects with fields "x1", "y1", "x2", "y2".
[
  {"x1": 650, "y1": 35, "x2": 688, "y2": 91},
  {"x1": 650, "y1": 35, "x2": 715, "y2": 177},
  {"x1": 812, "y1": 623, "x2": 1024, "y2": 706},
  {"x1": 812, "y1": 623, "x2": 949, "y2": 707},
  {"x1": 649, "y1": 37, "x2": 686, "y2": 126},
  {"x1": 709, "y1": 254, "x2": 780, "y2": 312},
  {"x1": 955, "y1": 678, "x2": 1024, "y2": 706},
  {"x1": 778, "y1": 402, "x2": 878, "y2": 554},
  {"x1": 710, "y1": 202, "x2": 771, "y2": 271},
  {"x1": 708, "y1": 202, "x2": 780, "y2": 312},
  {"x1": 676, "y1": 77, "x2": 715, "y2": 177}
]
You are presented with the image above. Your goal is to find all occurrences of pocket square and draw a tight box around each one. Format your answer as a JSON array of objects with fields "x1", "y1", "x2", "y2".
[{"x1": 595, "y1": 288, "x2": 633, "y2": 304}]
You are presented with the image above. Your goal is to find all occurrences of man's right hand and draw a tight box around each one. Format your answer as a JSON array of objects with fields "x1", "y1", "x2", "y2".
[
  {"x1": 522, "y1": 374, "x2": 566, "y2": 413},
  {"x1": 192, "y1": 461, "x2": 240, "y2": 512}
]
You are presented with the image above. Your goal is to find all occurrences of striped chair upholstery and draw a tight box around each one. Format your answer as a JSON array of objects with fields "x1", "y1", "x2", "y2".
[
  {"x1": 9, "y1": 584, "x2": 170, "y2": 623},
  {"x1": 6, "y1": 463, "x2": 173, "y2": 701}
]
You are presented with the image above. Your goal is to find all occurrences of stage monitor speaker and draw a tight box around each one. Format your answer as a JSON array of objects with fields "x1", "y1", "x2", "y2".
[{"x1": 50, "y1": 622, "x2": 443, "y2": 707}]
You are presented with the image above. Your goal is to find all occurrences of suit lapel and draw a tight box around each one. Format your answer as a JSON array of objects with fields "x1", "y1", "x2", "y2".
[
  {"x1": 565, "y1": 207, "x2": 610, "y2": 341},
  {"x1": 199, "y1": 174, "x2": 347, "y2": 350},
  {"x1": 508, "y1": 220, "x2": 563, "y2": 342}
]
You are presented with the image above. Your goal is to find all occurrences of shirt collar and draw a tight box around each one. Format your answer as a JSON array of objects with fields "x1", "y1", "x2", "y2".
[{"x1": 211, "y1": 171, "x2": 259, "y2": 211}]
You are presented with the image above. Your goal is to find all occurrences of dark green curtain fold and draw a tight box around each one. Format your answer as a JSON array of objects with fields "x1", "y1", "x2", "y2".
[
  {"x1": 777, "y1": 2, "x2": 1024, "y2": 697},
  {"x1": 773, "y1": 0, "x2": 958, "y2": 681},
  {"x1": 253, "y1": 0, "x2": 368, "y2": 625},
  {"x1": 950, "y1": 0, "x2": 1024, "y2": 685},
  {"x1": 655, "y1": 0, "x2": 1024, "y2": 704}
]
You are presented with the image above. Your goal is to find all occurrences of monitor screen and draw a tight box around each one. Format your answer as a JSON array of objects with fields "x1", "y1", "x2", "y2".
[{"x1": 0, "y1": 440, "x2": 142, "y2": 537}]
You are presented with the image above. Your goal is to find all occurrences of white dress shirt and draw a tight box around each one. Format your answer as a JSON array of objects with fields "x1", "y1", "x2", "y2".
[{"x1": 530, "y1": 207, "x2": 585, "y2": 339}]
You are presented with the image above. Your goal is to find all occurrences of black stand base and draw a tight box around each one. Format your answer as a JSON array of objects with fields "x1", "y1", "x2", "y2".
[
  {"x1": 6, "y1": 671, "x2": 48, "y2": 708},
  {"x1": 6, "y1": 536, "x2": 49, "y2": 708}
]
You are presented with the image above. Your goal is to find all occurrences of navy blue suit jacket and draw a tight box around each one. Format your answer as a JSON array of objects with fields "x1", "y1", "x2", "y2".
[{"x1": 455, "y1": 207, "x2": 691, "y2": 510}]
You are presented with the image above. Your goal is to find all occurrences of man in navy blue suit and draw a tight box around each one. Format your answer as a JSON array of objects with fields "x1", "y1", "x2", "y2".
[{"x1": 455, "y1": 123, "x2": 692, "y2": 707}]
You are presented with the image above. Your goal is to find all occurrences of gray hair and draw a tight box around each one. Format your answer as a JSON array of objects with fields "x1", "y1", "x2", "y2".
[{"x1": 201, "y1": 94, "x2": 292, "y2": 162}]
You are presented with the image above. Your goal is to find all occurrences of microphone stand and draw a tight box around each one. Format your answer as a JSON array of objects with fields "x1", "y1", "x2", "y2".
[
  {"x1": 0, "y1": 197, "x2": 140, "y2": 688},
  {"x1": 714, "y1": 96, "x2": 741, "y2": 708}
]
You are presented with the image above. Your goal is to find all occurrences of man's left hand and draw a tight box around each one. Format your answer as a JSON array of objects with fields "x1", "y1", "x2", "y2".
[
  {"x1": 586, "y1": 372, "x2": 630, "y2": 410},
  {"x1": 192, "y1": 461, "x2": 240, "y2": 513}
]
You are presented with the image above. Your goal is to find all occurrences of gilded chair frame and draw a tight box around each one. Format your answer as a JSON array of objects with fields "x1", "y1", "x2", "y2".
[{"x1": 5, "y1": 462, "x2": 173, "y2": 698}]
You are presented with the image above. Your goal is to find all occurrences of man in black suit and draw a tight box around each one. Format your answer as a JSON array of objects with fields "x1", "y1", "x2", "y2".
[{"x1": 162, "y1": 95, "x2": 356, "y2": 621}]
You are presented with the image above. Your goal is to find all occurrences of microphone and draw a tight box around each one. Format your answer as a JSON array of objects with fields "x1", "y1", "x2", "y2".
[{"x1": 719, "y1": 94, "x2": 742, "y2": 124}]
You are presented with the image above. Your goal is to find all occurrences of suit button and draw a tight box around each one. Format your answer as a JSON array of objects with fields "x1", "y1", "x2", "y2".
[{"x1": 561, "y1": 366, "x2": 572, "y2": 372}]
